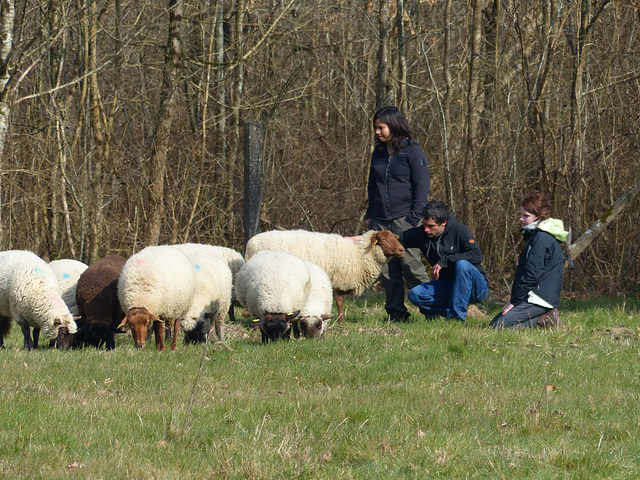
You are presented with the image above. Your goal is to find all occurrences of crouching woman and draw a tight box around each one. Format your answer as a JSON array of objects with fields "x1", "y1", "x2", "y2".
[{"x1": 491, "y1": 191, "x2": 568, "y2": 329}]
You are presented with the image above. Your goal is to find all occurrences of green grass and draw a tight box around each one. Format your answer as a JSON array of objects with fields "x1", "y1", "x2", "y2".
[{"x1": 1, "y1": 295, "x2": 639, "y2": 479}]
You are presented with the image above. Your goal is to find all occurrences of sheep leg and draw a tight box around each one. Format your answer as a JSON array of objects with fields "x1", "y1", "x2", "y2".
[
  {"x1": 170, "y1": 320, "x2": 179, "y2": 351},
  {"x1": 0, "y1": 315, "x2": 11, "y2": 348},
  {"x1": 154, "y1": 321, "x2": 166, "y2": 351},
  {"x1": 334, "y1": 290, "x2": 345, "y2": 323},
  {"x1": 214, "y1": 312, "x2": 225, "y2": 342},
  {"x1": 32, "y1": 327, "x2": 41, "y2": 349},
  {"x1": 19, "y1": 323, "x2": 34, "y2": 350}
]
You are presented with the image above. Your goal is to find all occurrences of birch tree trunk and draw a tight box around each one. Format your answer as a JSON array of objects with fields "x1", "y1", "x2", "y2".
[
  {"x1": 396, "y1": 0, "x2": 407, "y2": 113},
  {"x1": 146, "y1": 0, "x2": 183, "y2": 246},
  {"x1": 0, "y1": 0, "x2": 15, "y2": 247}
]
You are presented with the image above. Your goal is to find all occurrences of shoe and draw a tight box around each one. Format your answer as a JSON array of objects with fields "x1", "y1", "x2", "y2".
[
  {"x1": 388, "y1": 313, "x2": 410, "y2": 323},
  {"x1": 536, "y1": 308, "x2": 561, "y2": 328}
]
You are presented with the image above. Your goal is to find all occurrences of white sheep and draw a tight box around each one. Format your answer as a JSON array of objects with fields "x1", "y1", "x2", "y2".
[
  {"x1": 169, "y1": 243, "x2": 244, "y2": 322},
  {"x1": 244, "y1": 229, "x2": 405, "y2": 322},
  {"x1": 295, "y1": 260, "x2": 335, "y2": 338},
  {"x1": 0, "y1": 250, "x2": 78, "y2": 350},
  {"x1": 181, "y1": 252, "x2": 233, "y2": 344},
  {"x1": 235, "y1": 250, "x2": 310, "y2": 343},
  {"x1": 118, "y1": 245, "x2": 196, "y2": 351},
  {"x1": 48, "y1": 259, "x2": 88, "y2": 316}
]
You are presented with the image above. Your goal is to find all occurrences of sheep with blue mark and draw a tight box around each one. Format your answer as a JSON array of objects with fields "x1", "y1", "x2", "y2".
[
  {"x1": 118, "y1": 246, "x2": 196, "y2": 351},
  {"x1": 180, "y1": 252, "x2": 233, "y2": 344},
  {"x1": 169, "y1": 243, "x2": 244, "y2": 322},
  {"x1": 0, "y1": 250, "x2": 78, "y2": 350},
  {"x1": 49, "y1": 259, "x2": 88, "y2": 317}
]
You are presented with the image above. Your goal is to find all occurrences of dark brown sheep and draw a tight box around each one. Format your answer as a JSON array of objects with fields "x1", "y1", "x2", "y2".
[{"x1": 75, "y1": 256, "x2": 127, "y2": 350}]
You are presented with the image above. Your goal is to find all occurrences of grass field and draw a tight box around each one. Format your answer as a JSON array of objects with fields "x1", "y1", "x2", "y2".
[{"x1": 0, "y1": 294, "x2": 639, "y2": 479}]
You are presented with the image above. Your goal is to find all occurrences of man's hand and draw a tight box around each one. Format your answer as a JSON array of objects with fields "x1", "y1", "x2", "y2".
[{"x1": 431, "y1": 263, "x2": 442, "y2": 280}]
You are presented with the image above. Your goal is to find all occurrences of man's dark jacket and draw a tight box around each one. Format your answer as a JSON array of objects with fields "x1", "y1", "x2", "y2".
[
  {"x1": 399, "y1": 216, "x2": 488, "y2": 284},
  {"x1": 365, "y1": 138, "x2": 430, "y2": 226}
]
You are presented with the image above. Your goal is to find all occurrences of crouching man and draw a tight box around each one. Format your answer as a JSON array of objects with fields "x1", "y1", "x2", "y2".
[{"x1": 399, "y1": 200, "x2": 489, "y2": 321}]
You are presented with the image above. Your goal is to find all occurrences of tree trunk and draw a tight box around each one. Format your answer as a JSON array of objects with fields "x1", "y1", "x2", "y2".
[
  {"x1": 442, "y1": 0, "x2": 454, "y2": 209},
  {"x1": 146, "y1": 0, "x2": 183, "y2": 246},
  {"x1": 568, "y1": 169, "x2": 640, "y2": 262},
  {"x1": 396, "y1": 0, "x2": 407, "y2": 113},
  {"x1": 462, "y1": 0, "x2": 484, "y2": 230},
  {"x1": 0, "y1": 0, "x2": 15, "y2": 247},
  {"x1": 375, "y1": 0, "x2": 391, "y2": 109}
]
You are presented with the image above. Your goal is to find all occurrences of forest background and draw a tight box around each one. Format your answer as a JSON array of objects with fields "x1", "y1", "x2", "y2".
[{"x1": 0, "y1": 0, "x2": 638, "y2": 300}]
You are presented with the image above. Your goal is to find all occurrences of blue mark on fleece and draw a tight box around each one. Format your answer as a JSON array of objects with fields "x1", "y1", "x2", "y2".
[
  {"x1": 33, "y1": 267, "x2": 46, "y2": 274},
  {"x1": 195, "y1": 265, "x2": 201, "y2": 270},
  {"x1": 63, "y1": 273, "x2": 71, "y2": 279}
]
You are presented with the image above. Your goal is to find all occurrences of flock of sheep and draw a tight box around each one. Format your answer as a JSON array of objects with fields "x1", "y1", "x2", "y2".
[{"x1": 0, "y1": 228, "x2": 405, "y2": 350}]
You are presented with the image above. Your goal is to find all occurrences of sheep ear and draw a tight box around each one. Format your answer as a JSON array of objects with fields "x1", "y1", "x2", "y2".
[
  {"x1": 117, "y1": 317, "x2": 127, "y2": 329},
  {"x1": 53, "y1": 318, "x2": 63, "y2": 327},
  {"x1": 371, "y1": 235, "x2": 378, "y2": 245},
  {"x1": 252, "y1": 318, "x2": 266, "y2": 326},
  {"x1": 150, "y1": 313, "x2": 163, "y2": 324},
  {"x1": 286, "y1": 310, "x2": 300, "y2": 321},
  {"x1": 321, "y1": 313, "x2": 336, "y2": 321}
]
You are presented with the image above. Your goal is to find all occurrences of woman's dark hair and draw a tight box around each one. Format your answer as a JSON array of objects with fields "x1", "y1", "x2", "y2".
[
  {"x1": 373, "y1": 106, "x2": 414, "y2": 151},
  {"x1": 421, "y1": 200, "x2": 450, "y2": 224},
  {"x1": 520, "y1": 191, "x2": 553, "y2": 221}
]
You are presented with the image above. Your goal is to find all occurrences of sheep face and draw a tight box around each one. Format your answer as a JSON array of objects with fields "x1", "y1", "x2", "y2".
[
  {"x1": 295, "y1": 313, "x2": 334, "y2": 338},
  {"x1": 373, "y1": 230, "x2": 405, "y2": 258},
  {"x1": 254, "y1": 310, "x2": 300, "y2": 343},
  {"x1": 77, "y1": 323, "x2": 123, "y2": 350},
  {"x1": 53, "y1": 326, "x2": 73, "y2": 350},
  {"x1": 119, "y1": 307, "x2": 159, "y2": 349},
  {"x1": 182, "y1": 320, "x2": 207, "y2": 344}
]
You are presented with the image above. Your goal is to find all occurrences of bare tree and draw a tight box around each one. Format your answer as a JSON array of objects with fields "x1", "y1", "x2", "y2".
[
  {"x1": 146, "y1": 0, "x2": 184, "y2": 246},
  {"x1": 0, "y1": 0, "x2": 15, "y2": 246}
]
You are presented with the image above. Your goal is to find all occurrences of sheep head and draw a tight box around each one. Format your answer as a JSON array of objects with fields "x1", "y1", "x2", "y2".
[
  {"x1": 119, "y1": 307, "x2": 161, "y2": 349},
  {"x1": 372, "y1": 230, "x2": 405, "y2": 258},
  {"x1": 253, "y1": 310, "x2": 300, "y2": 343},
  {"x1": 76, "y1": 322, "x2": 125, "y2": 350},
  {"x1": 295, "y1": 313, "x2": 334, "y2": 338},
  {"x1": 52, "y1": 326, "x2": 73, "y2": 350}
]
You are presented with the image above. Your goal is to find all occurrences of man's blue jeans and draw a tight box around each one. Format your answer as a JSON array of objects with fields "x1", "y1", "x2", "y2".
[{"x1": 407, "y1": 260, "x2": 489, "y2": 321}]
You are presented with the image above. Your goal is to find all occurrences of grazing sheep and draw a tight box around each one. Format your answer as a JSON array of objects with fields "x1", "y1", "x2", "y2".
[
  {"x1": 118, "y1": 246, "x2": 196, "y2": 351},
  {"x1": 245, "y1": 229, "x2": 405, "y2": 322},
  {"x1": 169, "y1": 243, "x2": 244, "y2": 322},
  {"x1": 294, "y1": 260, "x2": 335, "y2": 338},
  {"x1": 181, "y1": 252, "x2": 232, "y2": 344},
  {"x1": 49, "y1": 259, "x2": 88, "y2": 316},
  {"x1": 75, "y1": 255, "x2": 127, "y2": 350},
  {"x1": 235, "y1": 250, "x2": 309, "y2": 343},
  {"x1": 0, "y1": 250, "x2": 77, "y2": 350}
]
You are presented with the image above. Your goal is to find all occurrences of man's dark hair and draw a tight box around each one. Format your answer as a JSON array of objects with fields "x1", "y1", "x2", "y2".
[{"x1": 422, "y1": 201, "x2": 450, "y2": 224}]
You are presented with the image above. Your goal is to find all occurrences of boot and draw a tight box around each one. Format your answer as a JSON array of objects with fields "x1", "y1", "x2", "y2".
[{"x1": 536, "y1": 308, "x2": 561, "y2": 328}]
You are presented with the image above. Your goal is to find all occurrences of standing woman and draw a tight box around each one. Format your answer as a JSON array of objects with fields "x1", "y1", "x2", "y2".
[
  {"x1": 491, "y1": 191, "x2": 568, "y2": 329},
  {"x1": 364, "y1": 106, "x2": 431, "y2": 322}
]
